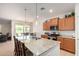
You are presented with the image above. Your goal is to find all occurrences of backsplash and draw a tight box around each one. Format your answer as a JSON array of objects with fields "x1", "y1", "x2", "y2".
[
  {"x1": 43, "y1": 31, "x2": 75, "y2": 37},
  {"x1": 59, "y1": 31, "x2": 75, "y2": 37}
]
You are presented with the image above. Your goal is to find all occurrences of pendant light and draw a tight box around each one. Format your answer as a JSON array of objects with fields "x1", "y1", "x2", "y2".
[
  {"x1": 40, "y1": 7, "x2": 45, "y2": 22},
  {"x1": 35, "y1": 3, "x2": 38, "y2": 25},
  {"x1": 24, "y1": 8, "x2": 27, "y2": 25},
  {"x1": 22, "y1": 8, "x2": 27, "y2": 40},
  {"x1": 24, "y1": 8, "x2": 31, "y2": 41}
]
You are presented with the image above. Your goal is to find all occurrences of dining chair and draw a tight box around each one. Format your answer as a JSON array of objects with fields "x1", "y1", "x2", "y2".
[{"x1": 14, "y1": 36, "x2": 33, "y2": 56}]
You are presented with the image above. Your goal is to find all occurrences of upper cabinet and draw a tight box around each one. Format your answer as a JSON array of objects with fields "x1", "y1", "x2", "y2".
[
  {"x1": 49, "y1": 18, "x2": 58, "y2": 26},
  {"x1": 59, "y1": 16, "x2": 75, "y2": 31},
  {"x1": 65, "y1": 16, "x2": 75, "y2": 30},
  {"x1": 43, "y1": 22, "x2": 50, "y2": 30},
  {"x1": 59, "y1": 18, "x2": 65, "y2": 30},
  {"x1": 43, "y1": 18, "x2": 58, "y2": 31},
  {"x1": 43, "y1": 16, "x2": 75, "y2": 31}
]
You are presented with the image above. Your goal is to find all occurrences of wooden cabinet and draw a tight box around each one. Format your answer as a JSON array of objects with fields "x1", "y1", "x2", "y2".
[
  {"x1": 49, "y1": 18, "x2": 58, "y2": 26},
  {"x1": 59, "y1": 16, "x2": 75, "y2": 31},
  {"x1": 65, "y1": 16, "x2": 75, "y2": 30},
  {"x1": 43, "y1": 18, "x2": 58, "y2": 31},
  {"x1": 41, "y1": 35, "x2": 48, "y2": 39},
  {"x1": 43, "y1": 22, "x2": 50, "y2": 30},
  {"x1": 59, "y1": 18, "x2": 65, "y2": 30},
  {"x1": 63, "y1": 38, "x2": 75, "y2": 53},
  {"x1": 43, "y1": 22, "x2": 47, "y2": 30},
  {"x1": 57, "y1": 36, "x2": 75, "y2": 53},
  {"x1": 57, "y1": 37, "x2": 64, "y2": 49},
  {"x1": 43, "y1": 16, "x2": 75, "y2": 31}
]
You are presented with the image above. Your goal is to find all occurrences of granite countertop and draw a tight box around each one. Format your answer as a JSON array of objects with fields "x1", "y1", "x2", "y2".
[
  {"x1": 21, "y1": 39, "x2": 60, "y2": 56},
  {"x1": 58, "y1": 36, "x2": 75, "y2": 39}
]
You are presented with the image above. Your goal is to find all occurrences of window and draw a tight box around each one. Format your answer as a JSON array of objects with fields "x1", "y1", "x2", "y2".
[
  {"x1": 15, "y1": 24, "x2": 31, "y2": 37},
  {"x1": 16, "y1": 24, "x2": 23, "y2": 34}
]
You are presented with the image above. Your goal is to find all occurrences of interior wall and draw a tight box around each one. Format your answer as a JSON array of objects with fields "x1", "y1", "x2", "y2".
[
  {"x1": 0, "y1": 25, "x2": 1, "y2": 32},
  {"x1": 59, "y1": 31, "x2": 75, "y2": 37},
  {"x1": 75, "y1": 3, "x2": 79, "y2": 56},
  {"x1": 1, "y1": 23, "x2": 11, "y2": 34},
  {"x1": 0, "y1": 19, "x2": 11, "y2": 35}
]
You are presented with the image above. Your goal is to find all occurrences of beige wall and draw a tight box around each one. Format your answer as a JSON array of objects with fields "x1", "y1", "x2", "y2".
[
  {"x1": 0, "y1": 25, "x2": 1, "y2": 32},
  {"x1": 1, "y1": 23, "x2": 11, "y2": 34},
  {"x1": 0, "y1": 20, "x2": 11, "y2": 34}
]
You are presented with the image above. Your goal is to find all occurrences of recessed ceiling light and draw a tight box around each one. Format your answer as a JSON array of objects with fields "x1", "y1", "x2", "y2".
[
  {"x1": 40, "y1": 7, "x2": 45, "y2": 10},
  {"x1": 49, "y1": 9, "x2": 53, "y2": 13},
  {"x1": 35, "y1": 21, "x2": 38, "y2": 25},
  {"x1": 37, "y1": 16, "x2": 39, "y2": 18}
]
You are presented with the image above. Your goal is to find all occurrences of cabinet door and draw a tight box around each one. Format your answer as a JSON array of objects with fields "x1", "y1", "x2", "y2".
[
  {"x1": 59, "y1": 18, "x2": 65, "y2": 31},
  {"x1": 65, "y1": 17, "x2": 75, "y2": 30},
  {"x1": 43, "y1": 22, "x2": 47, "y2": 30},
  {"x1": 41, "y1": 35, "x2": 48, "y2": 39},
  {"x1": 63, "y1": 38, "x2": 75, "y2": 53},
  {"x1": 59, "y1": 16, "x2": 75, "y2": 31},
  {"x1": 47, "y1": 21, "x2": 51, "y2": 30},
  {"x1": 50, "y1": 18, "x2": 58, "y2": 26},
  {"x1": 43, "y1": 22, "x2": 50, "y2": 30},
  {"x1": 57, "y1": 37, "x2": 64, "y2": 49}
]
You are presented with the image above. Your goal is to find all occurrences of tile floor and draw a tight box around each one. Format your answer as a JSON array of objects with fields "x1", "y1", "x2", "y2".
[
  {"x1": 0, "y1": 40, "x2": 14, "y2": 56},
  {"x1": 0, "y1": 40, "x2": 75, "y2": 56},
  {"x1": 60, "y1": 50, "x2": 74, "y2": 56}
]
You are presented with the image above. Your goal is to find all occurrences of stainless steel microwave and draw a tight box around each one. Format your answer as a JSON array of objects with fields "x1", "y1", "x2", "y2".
[{"x1": 50, "y1": 26, "x2": 58, "y2": 30}]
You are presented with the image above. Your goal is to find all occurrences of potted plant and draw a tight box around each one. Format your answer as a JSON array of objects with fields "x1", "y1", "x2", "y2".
[{"x1": 71, "y1": 12, "x2": 75, "y2": 16}]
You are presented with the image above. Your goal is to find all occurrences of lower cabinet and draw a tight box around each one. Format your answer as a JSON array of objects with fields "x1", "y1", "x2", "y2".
[
  {"x1": 57, "y1": 37, "x2": 75, "y2": 53},
  {"x1": 63, "y1": 38, "x2": 75, "y2": 53},
  {"x1": 41, "y1": 35, "x2": 48, "y2": 39},
  {"x1": 57, "y1": 37, "x2": 64, "y2": 49}
]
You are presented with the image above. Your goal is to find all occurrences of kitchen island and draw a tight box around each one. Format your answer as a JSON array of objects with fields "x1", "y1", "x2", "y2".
[{"x1": 20, "y1": 38, "x2": 60, "y2": 56}]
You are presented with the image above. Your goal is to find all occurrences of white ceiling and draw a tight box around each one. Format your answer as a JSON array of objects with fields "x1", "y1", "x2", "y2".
[{"x1": 0, "y1": 3, "x2": 75, "y2": 22}]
